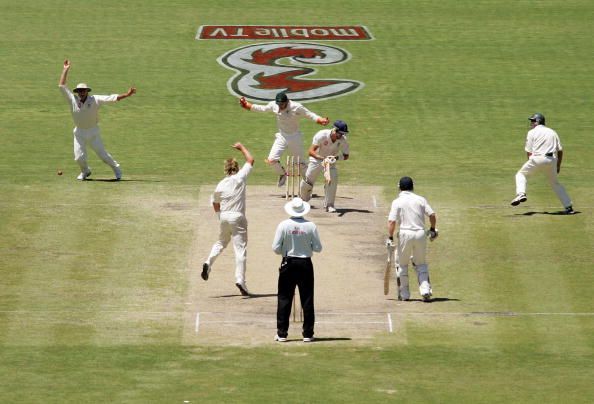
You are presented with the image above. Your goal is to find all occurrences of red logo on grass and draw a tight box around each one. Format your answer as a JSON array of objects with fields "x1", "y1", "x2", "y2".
[
  {"x1": 197, "y1": 25, "x2": 373, "y2": 41},
  {"x1": 218, "y1": 42, "x2": 363, "y2": 102}
]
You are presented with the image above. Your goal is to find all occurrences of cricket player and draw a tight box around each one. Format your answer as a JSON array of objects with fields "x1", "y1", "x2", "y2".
[
  {"x1": 239, "y1": 92, "x2": 329, "y2": 187},
  {"x1": 58, "y1": 59, "x2": 136, "y2": 180},
  {"x1": 299, "y1": 120, "x2": 350, "y2": 213},
  {"x1": 272, "y1": 198, "x2": 322, "y2": 342},
  {"x1": 202, "y1": 142, "x2": 254, "y2": 297},
  {"x1": 387, "y1": 177, "x2": 438, "y2": 302},
  {"x1": 510, "y1": 113, "x2": 575, "y2": 214}
]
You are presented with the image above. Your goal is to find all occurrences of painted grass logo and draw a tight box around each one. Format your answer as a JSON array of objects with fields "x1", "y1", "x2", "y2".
[
  {"x1": 197, "y1": 25, "x2": 373, "y2": 41},
  {"x1": 217, "y1": 42, "x2": 363, "y2": 103}
]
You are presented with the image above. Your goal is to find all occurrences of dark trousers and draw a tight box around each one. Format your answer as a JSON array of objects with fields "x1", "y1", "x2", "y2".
[{"x1": 276, "y1": 257, "x2": 315, "y2": 338}]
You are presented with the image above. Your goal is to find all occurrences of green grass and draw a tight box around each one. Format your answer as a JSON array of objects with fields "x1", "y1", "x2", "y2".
[{"x1": 1, "y1": 0, "x2": 594, "y2": 402}]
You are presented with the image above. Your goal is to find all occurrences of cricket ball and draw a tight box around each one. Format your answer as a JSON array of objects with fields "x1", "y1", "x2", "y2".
[{"x1": 57, "y1": 170, "x2": 63, "y2": 176}]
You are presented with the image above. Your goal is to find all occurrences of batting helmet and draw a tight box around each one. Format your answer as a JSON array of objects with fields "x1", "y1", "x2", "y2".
[
  {"x1": 529, "y1": 113, "x2": 545, "y2": 125},
  {"x1": 398, "y1": 176, "x2": 414, "y2": 191}
]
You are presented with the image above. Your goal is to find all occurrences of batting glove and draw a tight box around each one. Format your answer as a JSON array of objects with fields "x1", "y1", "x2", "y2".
[
  {"x1": 428, "y1": 228, "x2": 439, "y2": 241},
  {"x1": 385, "y1": 237, "x2": 395, "y2": 247}
]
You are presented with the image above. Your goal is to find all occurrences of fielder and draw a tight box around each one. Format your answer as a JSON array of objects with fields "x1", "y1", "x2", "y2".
[
  {"x1": 299, "y1": 120, "x2": 350, "y2": 213},
  {"x1": 387, "y1": 177, "x2": 438, "y2": 302},
  {"x1": 58, "y1": 59, "x2": 136, "y2": 180},
  {"x1": 202, "y1": 143, "x2": 254, "y2": 296},
  {"x1": 239, "y1": 91, "x2": 329, "y2": 187},
  {"x1": 510, "y1": 113, "x2": 575, "y2": 214}
]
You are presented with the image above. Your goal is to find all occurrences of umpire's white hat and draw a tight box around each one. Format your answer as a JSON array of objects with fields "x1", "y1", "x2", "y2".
[
  {"x1": 284, "y1": 198, "x2": 311, "y2": 217},
  {"x1": 73, "y1": 83, "x2": 92, "y2": 92}
]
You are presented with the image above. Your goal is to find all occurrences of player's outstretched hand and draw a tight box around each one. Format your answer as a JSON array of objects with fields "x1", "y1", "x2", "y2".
[
  {"x1": 127, "y1": 87, "x2": 136, "y2": 96},
  {"x1": 317, "y1": 117, "x2": 330, "y2": 125},
  {"x1": 63, "y1": 59, "x2": 71, "y2": 70}
]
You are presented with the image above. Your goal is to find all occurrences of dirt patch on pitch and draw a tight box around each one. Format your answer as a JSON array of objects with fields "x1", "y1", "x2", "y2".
[{"x1": 183, "y1": 185, "x2": 403, "y2": 346}]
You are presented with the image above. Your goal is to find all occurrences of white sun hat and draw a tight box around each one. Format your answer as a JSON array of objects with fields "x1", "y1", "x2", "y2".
[
  {"x1": 284, "y1": 197, "x2": 311, "y2": 217},
  {"x1": 73, "y1": 83, "x2": 92, "y2": 92}
]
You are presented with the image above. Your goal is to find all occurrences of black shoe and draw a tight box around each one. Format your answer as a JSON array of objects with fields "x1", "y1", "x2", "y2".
[
  {"x1": 236, "y1": 282, "x2": 250, "y2": 296},
  {"x1": 201, "y1": 263, "x2": 210, "y2": 281},
  {"x1": 565, "y1": 206, "x2": 576, "y2": 215}
]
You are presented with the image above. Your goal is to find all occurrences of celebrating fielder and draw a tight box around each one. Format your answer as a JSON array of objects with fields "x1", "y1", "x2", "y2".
[
  {"x1": 387, "y1": 177, "x2": 438, "y2": 302},
  {"x1": 299, "y1": 120, "x2": 350, "y2": 213},
  {"x1": 510, "y1": 113, "x2": 575, "y2": 214},
  {"x1": 202, "y1": 143, "x2": 254, "y2": 297},
  {"x1": 58, "y1": 59, "x2": 136, "y2": 181},
  {"x1": 239, "y1": 91, "x2": 329, "y2": 187}
]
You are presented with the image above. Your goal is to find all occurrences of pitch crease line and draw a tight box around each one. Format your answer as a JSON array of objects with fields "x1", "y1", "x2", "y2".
[
  {"x1": 195, "y1": 312, "x2": 200, "y2": 334},
  {"x1": 387, "y1": 313, "x2": 393, "y2": 333}
]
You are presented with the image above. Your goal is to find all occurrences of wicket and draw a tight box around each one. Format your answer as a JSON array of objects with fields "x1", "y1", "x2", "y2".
[{"x1": 285, "y1": 155, "x2": 301, "y2": 200}]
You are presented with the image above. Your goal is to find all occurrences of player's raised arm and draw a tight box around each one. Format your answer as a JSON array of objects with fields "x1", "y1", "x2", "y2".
[
  {"x1": 239, "y1": 97, "x2": 253, "y2": 110},
  {"x1": 59, "y1": 59, "x2": 71, "y2": 86},
  {"x1": 117, "y1": 87, "x2": 136, "y2": 101},
  {"x1": 233, "y1": 142, "x2": 255, "y2": 166}
]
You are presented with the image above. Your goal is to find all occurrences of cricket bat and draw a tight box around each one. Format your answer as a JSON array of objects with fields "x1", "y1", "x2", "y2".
[{"x1": 384, "y1": 244, "x2": 394, "y2": 295}]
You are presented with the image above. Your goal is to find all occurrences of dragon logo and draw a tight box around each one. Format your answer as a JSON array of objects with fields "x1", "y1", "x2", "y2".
[{"x1": 218, "y1": 42, "x2": 363, "y2": 103}]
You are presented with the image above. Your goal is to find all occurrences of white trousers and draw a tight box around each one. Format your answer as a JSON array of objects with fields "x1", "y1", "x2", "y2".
[
  {"x1": 73, "y1": 126, "x2": 119, "y2": 173},
  {"x1": 515, "y1": 156, "x2": 572, "y2": 208},
  {"x1": 300, "y1": 160, "x2": 338, "y2": 208},
  {"x1": 396, "y1": 229, "x2": 431, "y2": 299},
  {"x1": 267, "y1": 132, "x2": 305, "y2": 175},
  {"x1": 206, "y1": 212, "x2": 248, "y2": 284}
]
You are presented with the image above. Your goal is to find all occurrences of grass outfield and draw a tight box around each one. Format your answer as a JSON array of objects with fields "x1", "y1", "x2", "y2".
[{"x1": 1, "y1": 0, "x2": 594, "y2": 402}]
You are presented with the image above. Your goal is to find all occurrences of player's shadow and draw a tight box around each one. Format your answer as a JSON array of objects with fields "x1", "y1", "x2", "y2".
[
  {"x1": 84, "y1": 178, "x2": 163, "y2": 183},
  {"x1": 387, "y1": 297, "x2": 460, "y2": 303},
  {"x1": 517, "y1": 210, "x2": 580, "y2": 216},
  {"x1": 283, "y1": 337, "x2": 352, "y2": 343},
  {"x1": 211, "y1": 293, "x2": 277, "y2": 299},
  {"x1": 336, "y1": 208, "x2": 373, "y2": 217}
]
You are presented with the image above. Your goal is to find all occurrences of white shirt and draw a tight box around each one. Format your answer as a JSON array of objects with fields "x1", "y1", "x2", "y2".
[
  {"x1": 310, "y1": 129, "x2": 350, "y2": 162},
  {"x1": 272, "y1": 217, "x2": 322, "y2": 258},
  {"x1": 525, "y1": 124, "x2": 563, "y2": 157},
  {"x1": 59, "y1": 85, "x2": 118, "y2": 129},
  {"x1": 250, "y1": 100, "x2": 321, "y2": 136},
  {"x1": 388, "y1": 191, "x2": 435, "y2": 231},
  {"x1": 212, "y1": 163, "x2": 252, "y2": 214}
]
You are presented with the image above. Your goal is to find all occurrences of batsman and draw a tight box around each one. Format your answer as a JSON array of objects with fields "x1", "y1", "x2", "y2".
[
  {"x1": 299, "y1": 120, "x2": 350, "y2": 213},
  {"x1": 387, "y1": 176, "x2": 438, "y2": 301}
]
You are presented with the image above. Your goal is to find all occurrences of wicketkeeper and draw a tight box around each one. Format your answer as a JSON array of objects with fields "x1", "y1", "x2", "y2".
[
  {"x1": 387, "y1": 176, "x2": 438, "y2": 301},
  {"x1": 239, "y1": 91, "x2": 329, "y2": 187},
  {"x1": 299, "y1": 120, "x2": 350, "y2": 213}
]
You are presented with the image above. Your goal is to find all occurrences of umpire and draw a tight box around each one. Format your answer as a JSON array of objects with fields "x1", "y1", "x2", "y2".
[{"x1": 272, "y1": 198, "x2": 322, "y2": 342}]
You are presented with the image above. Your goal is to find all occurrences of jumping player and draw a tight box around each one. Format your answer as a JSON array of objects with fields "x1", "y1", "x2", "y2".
[
  {"x1": 239, "y1": 92, "x2": 329, "y2": 187},
  {"x1": 300, "y1": 120, "x2": 350, "y2": 213}
]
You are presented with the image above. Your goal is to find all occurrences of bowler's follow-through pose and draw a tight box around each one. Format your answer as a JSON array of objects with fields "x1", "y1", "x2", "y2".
[
  {"x1": 239, "y1": 91, "x2": 329, "y2": 187},
  {"x1": 58, "y1": 59, "x2": 136, "y2": 180},
  {"x1": 299, "y1": 120, "x2": 350, "y2": 213}
]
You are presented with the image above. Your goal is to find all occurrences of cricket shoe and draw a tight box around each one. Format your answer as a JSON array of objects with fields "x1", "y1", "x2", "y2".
[
  {"x1": 326, "y1": 206, "x2": 337, "y2": 213},
  {"x1": 201, "y1": 263, "x2": 211, "y2": 281},
  {"x1": 303, "y1": 337, "x2": 315, "y2": 343},
  {"x1": 422, "y1": 292, "x2": 433, "y2": 302},
  {"x1": 76, "y1": 170, "x2": 92, "y2": 180},
  {"x1": 564, "y1": 205, "x2": 576, "y2": 215},
  {"x1": 114, "y1": 166, "x2": 122, "y2": 181},
  {"x1": 510, "y1": 193, "x2": 527, "y2": 206},
  {"x1": 236, "y1": 282, "x2": 250, "y2": 296},
  {"x1": 274, "y1": 335, "x2": 287, "y2": 342},
  {"x1": 277, "y1": 173, "x2": 287, "y2": 187}
]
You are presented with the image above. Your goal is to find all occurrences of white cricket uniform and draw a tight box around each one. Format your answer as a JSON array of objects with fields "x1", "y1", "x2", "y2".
[
  {"x1": 388, "y1": 191, "x2": 435, "y2": 300},
  {"x1": 205, "y1": 162, "x2": 253, "y2": 285},
  {"x1": 250, "y1": 100, "x2": 322, "y2": 174},
  {"x1": 59, "y1": 85, "x2": 120, "y2": 174},
  {"x1": 300, "y1": 129, "x2": 350, "y2": 209},
  {"x1": 515, "y1": 124, "x2": 572, "y2": 208}
]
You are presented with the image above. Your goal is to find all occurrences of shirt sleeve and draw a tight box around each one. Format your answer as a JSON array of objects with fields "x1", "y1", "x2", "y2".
[
  {"x1": 59, "y1": 85, "x2": 76, "y2": 104},
  {"x1": 296, "y1": 104, "x2": 321, "y2": 122},
  {"x1": 250, "y1": 101, "x2": 275, "y2": 113},
  {"x1": 524, "y1": 131, "x2": 533, "y2": 153},
  {"x1": 555, "y1": 132, "x2": 563, "y2": 151},
  {"x1": 388, "y1": 200, "x2": 398, "y2": 222},
  {"x1": 424, "y1": 199, "x2": 435, "y2": 216},
  {"x1": 94, "y1": 94, "x2": 119, "y2": 105},
  {"x1": 235, "y1": 162, "x2": 253, "y2": 182},
  {"x1": 272, "y1": 222, "x2": 285, "y2": 255}
]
